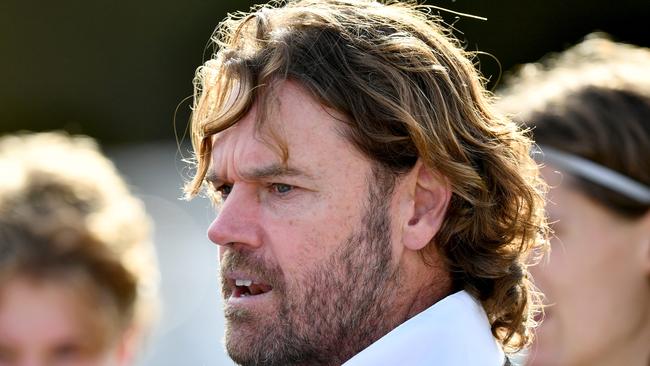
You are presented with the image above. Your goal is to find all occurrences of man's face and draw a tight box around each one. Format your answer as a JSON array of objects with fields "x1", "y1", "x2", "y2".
[{"x1": 206, "y1": 82, "x2": 408, "y2": 366}]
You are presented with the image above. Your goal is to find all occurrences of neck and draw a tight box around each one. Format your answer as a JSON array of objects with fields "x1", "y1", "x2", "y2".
[{"x1": 402, "y1": 249, "x2": 453, "y2": 321}]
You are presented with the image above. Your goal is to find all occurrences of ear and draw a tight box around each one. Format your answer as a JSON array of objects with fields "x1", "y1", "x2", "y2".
[{"x1": 401, "y1": 160, "x2": 452, "y2": 251}]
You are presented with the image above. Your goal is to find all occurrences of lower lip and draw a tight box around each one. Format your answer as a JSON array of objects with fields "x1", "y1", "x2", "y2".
[{"x1": 226, "y1": 290, "x2": 274, "y2": 307}]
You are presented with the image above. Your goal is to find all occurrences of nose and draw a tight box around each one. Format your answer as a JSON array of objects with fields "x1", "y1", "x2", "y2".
[{"x1": 207, "y1": 184, "x2": 263, "y2": 249}]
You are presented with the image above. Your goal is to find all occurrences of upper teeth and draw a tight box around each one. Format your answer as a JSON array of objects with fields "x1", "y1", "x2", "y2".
[{"x1": 236, "y1": 279, "x2": 252, "y2": 287}]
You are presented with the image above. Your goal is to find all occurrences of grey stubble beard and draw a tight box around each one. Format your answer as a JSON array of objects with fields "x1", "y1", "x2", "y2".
[{"x1": 223, "y1": 173, "x2": 405, "y2": 366}]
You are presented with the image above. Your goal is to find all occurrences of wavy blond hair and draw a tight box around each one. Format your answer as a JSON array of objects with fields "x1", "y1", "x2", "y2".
[
  {"x1": 185, "y1": 0, "x2": 548, "y2": 351},
  {"x1": 0, "y1": 132, "x2": 158, "y2": 349}
]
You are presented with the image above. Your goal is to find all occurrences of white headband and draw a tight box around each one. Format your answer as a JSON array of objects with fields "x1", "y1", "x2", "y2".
[{"x1": 534, "y1": 145, "x2": 650, "y2": 204}]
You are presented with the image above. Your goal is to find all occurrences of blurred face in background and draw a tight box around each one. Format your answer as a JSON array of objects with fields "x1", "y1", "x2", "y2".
[
  {"x1": 528, "y1": 166, "x2": 650, "y2": 366},
  {"x1": 0, "y1": 277, "x2": 130, "y2": 366}
]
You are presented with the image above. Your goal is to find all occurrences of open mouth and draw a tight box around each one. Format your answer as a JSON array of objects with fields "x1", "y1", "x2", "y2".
[{"x1": 232, "y1": 278, "x2": 273, "y2": 298}]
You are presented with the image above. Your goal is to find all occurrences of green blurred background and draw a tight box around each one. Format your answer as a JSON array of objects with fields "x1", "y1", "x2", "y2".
[{"x1": 1, "y1": 0, "x2": 649, "y2": 145}]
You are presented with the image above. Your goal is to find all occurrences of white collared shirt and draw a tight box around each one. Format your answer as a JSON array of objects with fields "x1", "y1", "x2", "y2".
[{"x1": 342, "y1": 290, "x2": 505, "y2": 366}]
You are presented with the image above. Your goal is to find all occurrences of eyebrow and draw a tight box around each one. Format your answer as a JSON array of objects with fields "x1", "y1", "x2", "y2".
[{"x1": 205, "y1": 163, "x2": 311, "y2": 184}]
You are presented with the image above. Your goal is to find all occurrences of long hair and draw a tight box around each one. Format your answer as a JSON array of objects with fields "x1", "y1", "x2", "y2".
[{"x1": 185, "y1": 0, "x2": 548, "y2": 351}]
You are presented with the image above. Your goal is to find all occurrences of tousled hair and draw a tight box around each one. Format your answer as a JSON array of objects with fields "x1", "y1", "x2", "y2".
[
  {"x1": 0, "y1": 132, "x2": 159, "y2": 348},
  {"x1": 185, "y1": 0, "x2": 548, "y2": 351},
  {"x1": 497, "y1": 33, "x2": 650, "y2": 218}
]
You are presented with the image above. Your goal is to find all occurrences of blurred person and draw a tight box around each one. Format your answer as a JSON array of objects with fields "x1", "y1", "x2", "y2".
[
  {"x1": 497, "y1": 34, "x2": 650, "y2": 366},
  {"x1": 0, "y1": 132, "x2": 159, "y2": 366},
  {"x1": 184, "y1": 1, "x2": 548, "y2": 365}
]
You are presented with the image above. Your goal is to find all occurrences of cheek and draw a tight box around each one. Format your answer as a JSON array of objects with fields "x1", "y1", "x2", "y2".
[
  {"x1": 263, "y1": 199, "x2": 361, "y2": 279},
  {"x1": 537, "y1": 224, "x2": 645, "y2": 358},
  {"x1": 545, "y1": 230, "x2": 620, "y2": 311},
  {"x1": 543, "y1": 220, "x2": 619, "y2": 289}
]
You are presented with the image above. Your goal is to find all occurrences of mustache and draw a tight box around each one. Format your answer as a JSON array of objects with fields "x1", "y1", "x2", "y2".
[{"x1": 220, "y1": 249, "x2": 285, "y2": 289}]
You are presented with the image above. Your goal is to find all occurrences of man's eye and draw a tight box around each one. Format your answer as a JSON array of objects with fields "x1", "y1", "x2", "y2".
[
  {"x1": 271, "y1": 183, "x2": 293, "y2": 194},
  {"x1": 216, "y1": 184, "x2": 233, "y2": 198}
]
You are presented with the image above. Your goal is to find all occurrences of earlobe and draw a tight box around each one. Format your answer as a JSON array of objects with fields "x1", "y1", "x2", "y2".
[{"x1": 402, "y1": 160, "x2": 452, "y2": 251}]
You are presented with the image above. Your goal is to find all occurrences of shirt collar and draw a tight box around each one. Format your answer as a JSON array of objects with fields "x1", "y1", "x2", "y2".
[{"x1": 342, "y1": 290, "x2": 505, "y2": 366}]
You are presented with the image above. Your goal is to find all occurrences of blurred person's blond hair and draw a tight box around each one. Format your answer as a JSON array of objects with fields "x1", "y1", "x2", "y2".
[
  {"x1": 0, "y1": 131, "x2": 159, "y2": 352},
  {"x1": 497, "y1": 33, "x2": 650, "y2": 216}
]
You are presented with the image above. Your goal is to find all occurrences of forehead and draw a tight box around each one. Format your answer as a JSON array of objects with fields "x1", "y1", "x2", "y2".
[
  {"x1": 0, "y1": 276, "x2": 115, "y2": 350},
  {"x1": 0, "y1": 279, "x2": 85, "y2": 339},
  {"x1": 210, "y1": 81, "x2": 366, "y2": 180},
  {"x1": 541, "y1": 165, "x2": 608, "y2": 222}
]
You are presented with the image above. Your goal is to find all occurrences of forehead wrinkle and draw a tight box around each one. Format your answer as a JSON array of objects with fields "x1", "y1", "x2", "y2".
[
  {"x1": 244, "y1": 163, "x2": 295, "y2": 180},
  {"x1": 206, "y1": 162, "x2": 313, "y2": 185},
  {"x1": 207, "y1": 82, "x2": 337, "y2": 186},
  {"x1": 208, "y1": 135, "x2": 319, "y2": 186},
  {"x1": 206, "y1": 116, "x2": 264, "y2": 185}
]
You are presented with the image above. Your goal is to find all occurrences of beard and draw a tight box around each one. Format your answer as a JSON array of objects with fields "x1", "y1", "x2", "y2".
[{"x1": 219, "y1": 173, "x2": 405, "y2": 366}]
